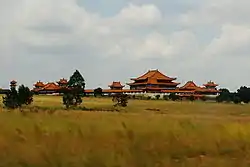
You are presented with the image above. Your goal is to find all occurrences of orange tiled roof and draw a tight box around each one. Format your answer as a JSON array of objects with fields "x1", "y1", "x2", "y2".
[
  {"x1": 131, "y1": 69, "x2": 176, "y2": 81},
  {"x1": 57, "y1": 78, "x2": 68, "y2": 84},
  {"x1": 108, "y1": 81, "x2": 124, "y2": 88},
  {"x1": 179, "y1": 81, "x2": 201, "y2": 90},
  {"x1": 34, "y1": 81, "x2": 45, "y2": 87},
  {"x1": 127, "y1": 82, "x2": 180, "y2": 86},
  {"x1": 42, "y1": 82, "x2": 61, "y2": 90},
  {"x1": 128, "y1": 70, "x2": 180, "y2": 86},
  {"x1": 203, "y1": 81, "x2": 218, "y2": 87}
]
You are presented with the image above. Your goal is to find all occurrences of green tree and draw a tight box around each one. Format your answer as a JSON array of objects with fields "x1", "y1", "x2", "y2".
[
  {"x1": 94, "y1": 87, "x2": 103, "y2": 97},
  {"x1": 188, "y1": 95, "x2": 195, "y2": 101},
  {"x1": 216, "y1": 88, "x2": 232, "y2": 103},
  {"x1": 68, "y1": 70, "x2": 85, "y2": 90},
  {"x1": 2, "y1": 85, "x2": 33, "y2": 109},
  {"x1": 155, "y1": 94, "x2": 160, "y2": 100},
  {"x1": 62, "y1": 70, "x2": 85, "y2": 109},
  {"x1": 169, "y1": 93, "x2": 179, "y2": 101}
]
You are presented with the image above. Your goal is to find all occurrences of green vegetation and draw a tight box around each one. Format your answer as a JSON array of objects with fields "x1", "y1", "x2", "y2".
[
  {"x1": 2, "y1": 85, "x2": 33, "y2": 109},
  {"x1": 0, "y1": 96, "x2": 249, "y2": 166},
  {"x1": 62, "y1": 70, "x2": 85, "y2": 109}
]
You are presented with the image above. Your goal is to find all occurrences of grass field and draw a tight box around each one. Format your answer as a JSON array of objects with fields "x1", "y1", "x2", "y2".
[{"x1": 0, "y1": 95, "x2": 250, "y2": 166}]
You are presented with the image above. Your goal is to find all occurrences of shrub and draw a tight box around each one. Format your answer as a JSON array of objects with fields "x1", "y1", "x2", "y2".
[
  {"x1": 188, "y1": 95, "x2": 195, "y2": 101},
  {"x1": 94, "y1": 87, "x2": 103, "y2": 97},
  {"x1": 112, "y1": 94, "x2": 128, "y2": 107},
  {"x1": 163, "y1": 95, "x2": 169, "y2": 100},
  {"x1": 155, "y1": 95, "x2": 160, "y2": 100},
  {"x1": 2, "y1": 85, "x2": 33, "y2": 109},
  {"x1": 169, "y1": 93, "x2": 179, "y2": 101}
]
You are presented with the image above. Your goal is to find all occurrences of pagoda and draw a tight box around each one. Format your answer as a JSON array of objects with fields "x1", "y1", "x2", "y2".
[
  {"x1": 179, "y1": 81, "x2": 200, "y2": 91},
  {"x1": 109, "y1": 81, "x2": 124, "y2": 90},
  {"x1": 34, "y1": 81, "x2": 45, "y2": 89},
  {"x1": 200, "y1": 81, "x2": 220, "y2": 95},
  {"x1": 127, "y1": 69, "x2": 180, "y2": 93},
  {"x1": 57, "y1": 78, "x2": 68, "y2": 87},
  {"x1": 10, "y1": 80, "x2": 17, "y2": 89},
  {"x1": 203, "y1": 81, "x2": 218, "y2": 89}
]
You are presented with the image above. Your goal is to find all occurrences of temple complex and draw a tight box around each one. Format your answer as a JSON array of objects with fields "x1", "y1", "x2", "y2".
[{"x1": 31, "y1": 69, "x2": 221, "y2": 98}]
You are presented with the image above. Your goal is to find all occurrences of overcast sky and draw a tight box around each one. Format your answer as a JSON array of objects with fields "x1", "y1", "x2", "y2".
[{"x1": 0, "y1": 0, "x2": 249, "y2": 91}]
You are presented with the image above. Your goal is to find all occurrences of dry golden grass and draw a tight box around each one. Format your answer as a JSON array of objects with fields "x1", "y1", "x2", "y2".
[{"x1": 0, "y1": 95, "x2": 250, "y2": 166}]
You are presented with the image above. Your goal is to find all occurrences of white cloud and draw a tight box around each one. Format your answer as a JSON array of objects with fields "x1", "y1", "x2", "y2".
[
  {"x1": 204, "y1": 24, "x2": 250, "y2": 57},
  {"x1": 0, "y1": 0, "x2": 250, "y2": 90},
  {"x1": 113, "y1": 3, "x2": 162, "y2": 26},
  {"x1": 179, "y1": 0, "x2": 250, "y2": 26}
]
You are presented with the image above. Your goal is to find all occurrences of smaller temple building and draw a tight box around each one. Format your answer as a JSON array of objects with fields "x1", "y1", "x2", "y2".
[{"x1": 108, "y1": 81, "x2": 124, "y2": 90}]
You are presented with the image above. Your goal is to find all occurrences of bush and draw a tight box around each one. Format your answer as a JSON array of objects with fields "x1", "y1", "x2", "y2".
[
  {"x1": 155, "y1": 95, "x2": 160, "y2": 100},
  {"x1": 163, "y1": 95, "x2": 169, "y2": 100},
  {"x1": 112, "y1": 94, "x2": 128, "y2": 107},
  {"x1": 169, "y1": 93, "x2": 179, "y2": 101},
  {"x1": 188, "y1": 95, "x2": 195, "y2": 101},
  {"x1": 2, "y1": 85, "x2": 33, "y2": 109}
]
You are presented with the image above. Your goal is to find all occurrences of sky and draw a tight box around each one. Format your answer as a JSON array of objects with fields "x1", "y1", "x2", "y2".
[{"x1": 0, "y1": 0, "x2": 250, "y2": 91}]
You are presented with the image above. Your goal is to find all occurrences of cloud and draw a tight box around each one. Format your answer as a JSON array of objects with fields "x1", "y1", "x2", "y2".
[
  {"x1": 179, "y1": 0, "x2": 250, "y2": 26},
  {"x1": 0, "y1": 0, "x2": 249, "y2": 91},
  {"x1": 204, "y1": 24, "x2": 250, "y2": 58}
]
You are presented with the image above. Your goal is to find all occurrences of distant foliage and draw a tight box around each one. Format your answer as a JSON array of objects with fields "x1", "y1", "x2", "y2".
[
  {"x1": 216, "y1": 87, "x2": 250, "y2": 104},
  {"x1": 67, "y1": 70, "x2": 85, "y2": 90},
  {"x1": 163, "y1": 95, "x2": 169, "y2": 100},
  {"x1": 188, "y1": 95, "x2": 195, "y2": 101},
  {"x1": 112, "y1": 93, "x2": 128, "y2": 107},
  {"x1": 62, "y1": 70, "x2": 85, "y2": 109},
  {"x1": 216, "y1": 89, "x2": 231, "y2": 103},
  {"x1": 155, "y1": 95, "x2": 160, "y2": 100},
  {"x1": 169, "y1": 93, "x2": 179, "y2": 101},
  {"x1": 237, "y1": 86, "x2": 250, "y2": 103},
  {"x1": 2, "y1": 85, "x2": 33, "y2": 109},
  {"x1": 200, "y1": 96, "x2": 207, "y2": 101},
  {"x1": 94, "y1": 87, "x2": 103, "y2": 97}
]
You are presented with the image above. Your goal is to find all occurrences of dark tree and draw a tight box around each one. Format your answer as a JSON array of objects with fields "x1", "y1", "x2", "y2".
[
  {"x1": 237, "y1": 86, "x2": 250, "y2": 103},
  {"x1": 18, "y1": 85, "x2": 33, "y2": 105},
  {"x1": 216, "y1": 88, "x2": 231, "y2": 103},
  {"x1": 155, "y1": 94, "x2": 160, "y2": 100},
  {"x1": 231, "y1": 93, "x2": 241, "y2": 104},
  {"x1": 2, "y1": 85, "x2": 33, "y2": 109},
  {"x1": 200, "y1": 96, "x2": 207, "y2": 101},
  {"x1": 62, "y1": 70, "x2": 85, "y2": 109},
  {"x1": 112, "y1": 93, "x2": 128, "y2": 107},
  {"x1": 68, "y1": 70, "x2": 85, "y2": 90},
  {"x1": 188, "y1": 95, "x2": 195, "y2": 101},
  {"x1": 94, "y1": 87, "x2": 103, "y2": 97},
  {"x1": 163, "y1": 95, "x2": 169, "y2": 100},
  {"x1": 169, "y1": 93, "x2": 179, "y2": 101}
]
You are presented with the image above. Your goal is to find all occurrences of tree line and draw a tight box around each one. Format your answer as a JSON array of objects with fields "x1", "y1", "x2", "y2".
[{"x1": 216, "y1": 87, "x2": 250, "y2": 104}]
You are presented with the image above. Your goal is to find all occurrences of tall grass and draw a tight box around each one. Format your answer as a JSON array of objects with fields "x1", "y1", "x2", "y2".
[{"x1": 0, "y1": 95, "x2": 249, "y2": 166}]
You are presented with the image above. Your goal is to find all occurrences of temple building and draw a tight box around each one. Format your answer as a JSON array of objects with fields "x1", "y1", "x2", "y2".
[
  {"x1": 57, "y1": 78, "x2": 68, "y2": 87},
  {"x1": 108, "y1": 81, "x2": 124, "y2": 90},
  {"x1": 34, "y1": 81, "x2": 45, "y2": 89},
  {"x1": 127, "y1": 69, "x2": 180, "y2": 93},
  {"x1": 203, "y1": 81, "x2": 218, "y2": 89}
]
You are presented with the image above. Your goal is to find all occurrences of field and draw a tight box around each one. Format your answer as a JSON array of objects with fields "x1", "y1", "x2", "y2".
[{"x1": 0, "y1": 95, "x2": 250, "y2": 166}]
